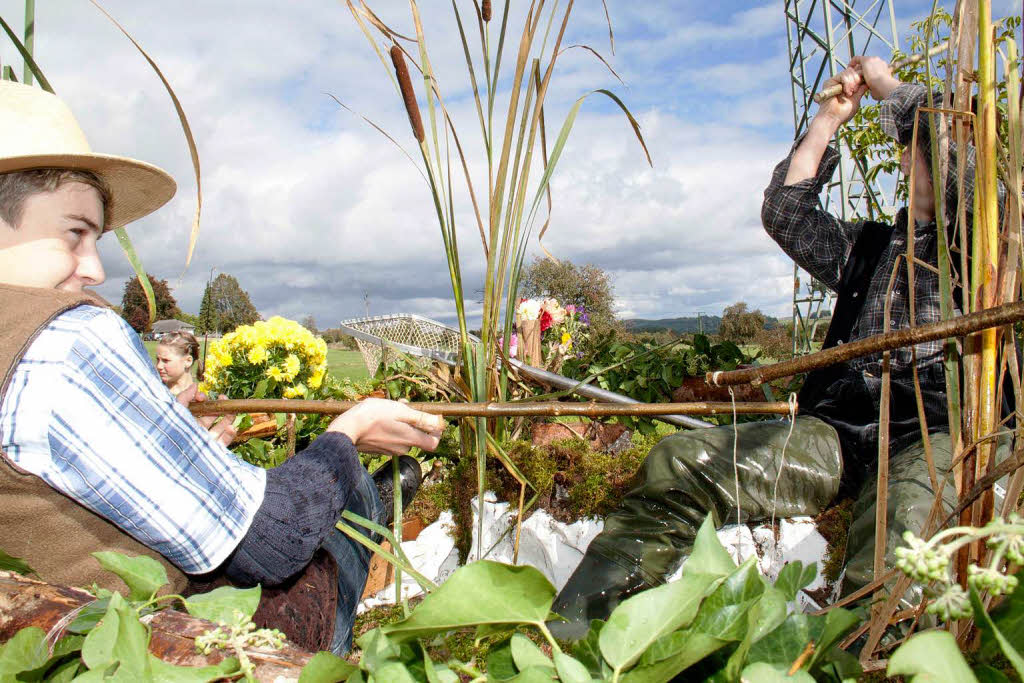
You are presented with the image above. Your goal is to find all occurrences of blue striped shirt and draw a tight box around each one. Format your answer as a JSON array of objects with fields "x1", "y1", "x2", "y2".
[{"x1": 0, "y1": 306, "x2": 266, "y2": 574}]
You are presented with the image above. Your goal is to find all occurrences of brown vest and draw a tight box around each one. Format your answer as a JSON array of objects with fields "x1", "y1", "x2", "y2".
[{"x1": 0, "y1": 284, "x2": 188, "y2": 595}]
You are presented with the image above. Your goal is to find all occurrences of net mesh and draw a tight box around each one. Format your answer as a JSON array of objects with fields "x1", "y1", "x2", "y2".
[{"x1": 339, "y1": 314, "x2": 470, "y2": 374}]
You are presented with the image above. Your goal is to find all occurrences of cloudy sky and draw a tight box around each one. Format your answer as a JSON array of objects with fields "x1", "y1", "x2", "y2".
[{"x1": 2, "y1": 0, "x2": 1017, "y2": 326}]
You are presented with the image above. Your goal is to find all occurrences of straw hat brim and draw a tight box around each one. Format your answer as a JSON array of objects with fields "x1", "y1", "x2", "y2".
[{"x1": 0, "y1": 153, "x2": 176, "y2": 232}]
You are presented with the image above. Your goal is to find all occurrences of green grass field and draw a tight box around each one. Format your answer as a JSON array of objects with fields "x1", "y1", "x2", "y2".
[{"x1": 143, "y1": 341, "x2": 369, "y2": 382}]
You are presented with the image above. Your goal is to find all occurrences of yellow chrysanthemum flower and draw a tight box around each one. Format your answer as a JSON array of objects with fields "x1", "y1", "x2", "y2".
[{"x1": 247, "y1": 345, "x2": 268, "y2": 364}]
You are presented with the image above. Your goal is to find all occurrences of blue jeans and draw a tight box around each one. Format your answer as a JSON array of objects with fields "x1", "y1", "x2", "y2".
[{"x1": 321, "y1": 467, "x2": 386, "y2": 655}]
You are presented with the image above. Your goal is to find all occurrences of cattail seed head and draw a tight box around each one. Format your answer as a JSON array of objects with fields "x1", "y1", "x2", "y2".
[
  {"x1": 481, "y1": 0, "x2": 492, "y2": 22},
  {"x1": 390, "y1": 45, "x2": 424, "y2": 143}
]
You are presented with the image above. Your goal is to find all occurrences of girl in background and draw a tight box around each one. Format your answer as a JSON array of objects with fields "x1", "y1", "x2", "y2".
[{"x1": 156, "y1": 331, "x2": 202, "y2": 397}]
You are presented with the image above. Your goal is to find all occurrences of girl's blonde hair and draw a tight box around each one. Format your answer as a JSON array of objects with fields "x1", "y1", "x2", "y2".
[{"x1": 158, "y1": 330, "x2": 203, "y2": 380}]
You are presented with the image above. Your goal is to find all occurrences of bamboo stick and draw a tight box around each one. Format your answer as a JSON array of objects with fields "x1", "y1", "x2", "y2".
[
  {"x1": 707, "y1": 299, "x2": 1024, "y2": 387},
  {"x1": 189, "y1": 399, "x2": 793, "y2": 418},
  {"x1": 813, "y1": 41, "x2": 950, "y2": 104},
  {"x1": 188, "y1": 397, "x2": 786, "y2": 419}
]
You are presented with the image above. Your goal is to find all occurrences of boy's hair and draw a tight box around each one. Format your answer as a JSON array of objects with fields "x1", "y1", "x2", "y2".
[{"x1": 0, "y1": 168, "x2": 112, "y2": 229}]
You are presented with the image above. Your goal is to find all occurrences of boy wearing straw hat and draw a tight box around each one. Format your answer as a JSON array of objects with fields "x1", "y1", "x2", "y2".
[
  {"x1": 0, "y1": 81, "x2": 443, "y2": 654},
  {"x1": 551, "y1": 58, "x2": 1006, "y2": 639}
]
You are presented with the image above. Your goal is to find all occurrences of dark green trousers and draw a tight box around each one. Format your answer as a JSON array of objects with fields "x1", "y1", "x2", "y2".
[{"x1": 550, "y1": 417, "x2": 959, "y2": 639}]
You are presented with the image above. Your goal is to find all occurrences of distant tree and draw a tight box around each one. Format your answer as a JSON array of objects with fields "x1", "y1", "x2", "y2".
[
  {"x1": 301, "y1": 315, "x2": 319, "y2": 335},
  {"x1": 197, "y1": 273, "x2": 260, "y2": 334},
  {"x1": 120, "y1": 275, "x2": 182, "y2": 333},
  {"x1": 519, "y1": 257, "x2": 617, "y2": 333},
  {"x1": 176, "y1": 312, "x2": 200, "y2": 329},
  {"x1": 718, "y1": 302, "x2": 767, "y2": 343}
]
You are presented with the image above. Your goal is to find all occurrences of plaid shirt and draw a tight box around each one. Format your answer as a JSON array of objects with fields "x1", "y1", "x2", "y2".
[
  {"x1": 0, "y1": 306, "x2": 266, "y2": 574},
  {"x1": 762, "y1": 83, "x2": 988, "y2": 383}
]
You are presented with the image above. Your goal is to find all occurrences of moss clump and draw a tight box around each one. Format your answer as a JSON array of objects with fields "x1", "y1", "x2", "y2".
[
  {"x1": 491, "y1": 429, "x2": 652, "y2": 523},
  {"x1": 815, "y1": 498, "x2": 854, "y2": 583}
]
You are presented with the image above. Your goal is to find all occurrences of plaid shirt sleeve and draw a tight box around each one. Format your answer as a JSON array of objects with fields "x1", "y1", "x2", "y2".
[
  {"x1": 0, "y1": 306, "x2": 266, "y2": 574},
  {"x1": 761, "y1": 138, "x2": 863, "y2": 291}
]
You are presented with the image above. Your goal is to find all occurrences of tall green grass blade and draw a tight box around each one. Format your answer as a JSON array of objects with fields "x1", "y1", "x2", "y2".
[
  {"x1": 88, "y1": 0, "x2": 203, "y2": 274},
  {"x1": 453, "y1": 0, "x2": 488, "y2": 156},
  {"x1": 114, "y1": 228, "x2": 157, "y2": 324},
  {"x1": 0, "y1": 14, "x2": 51, "y2": 92}
]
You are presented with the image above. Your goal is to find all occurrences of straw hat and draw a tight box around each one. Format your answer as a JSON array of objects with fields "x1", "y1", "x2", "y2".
[{"x1": 0, "y1": 81, "x2": 176, "y2": 231}]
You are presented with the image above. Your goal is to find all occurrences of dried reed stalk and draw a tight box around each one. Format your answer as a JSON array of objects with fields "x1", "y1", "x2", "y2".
[{"x1": 707, "y1": 299, "x2": 1024, "y2": 386}]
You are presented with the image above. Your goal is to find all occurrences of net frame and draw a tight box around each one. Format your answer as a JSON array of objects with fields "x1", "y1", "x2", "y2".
[{"x1": 337, "y1": 313, "x2": 477, "y2": 374}]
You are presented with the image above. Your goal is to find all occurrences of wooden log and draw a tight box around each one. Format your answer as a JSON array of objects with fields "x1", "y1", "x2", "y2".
[{"x1": 0, "y1": 571, "x2": 316, "y2": 683}]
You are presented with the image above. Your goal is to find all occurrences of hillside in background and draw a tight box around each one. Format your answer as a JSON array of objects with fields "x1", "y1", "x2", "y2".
[{"x1": 623, "y1": 316, "x2": 722, "y2": 334}]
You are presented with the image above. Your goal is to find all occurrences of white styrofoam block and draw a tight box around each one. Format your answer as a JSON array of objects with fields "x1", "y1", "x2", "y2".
[{"x1": 358, "y1": 495, "x2": 840, "y2": 615}]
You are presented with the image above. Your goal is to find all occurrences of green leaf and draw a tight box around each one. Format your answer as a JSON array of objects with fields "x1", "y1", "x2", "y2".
[
  {"x1": 149, "y1": 654, "x2": 241, "y2": 682},
  {"x1": 624, "y1": 630, "x2": 726, "y2": 682},
  {"x1": 253, "y1": 379, "x2": 269, "y2": 399},
  {"x1": 299, "y1": 651, "x2": 357, "y2": 683},
  {"x1": 599, "y1": 569, "x2": 720, "y2": 674},
  {"x1": 888, "y1": 631, "x2": 978, "y2": 682},
  {"x1": 510, "y1": 633, "x2": 553, "y2": 672},
  {"x1": 486, "y1": 640, "x2": 519, "y2": 681},
  {"x1": 571, "y1": 620, "x2": 609, "y2": 678},
  {"x1": 184, "y1": 585, "x2": 261, "y2": 625},
  {"x1": 372, "y1": 662, "x2": 418, "y2": 682},
  {"x1": 113, "y1": 229, "x2": 157, "y2": 324},
  {"x1": 45, "y1": 657, "x2": 83, "y2": 683},
  {"x1": 746, "y1": 587, "x2": 788, "y2": 645},
  {"x1": 747, "y1": 608, "x2": 858, "y2": 672},
  {"x1": 973, "y1": 664, "x2": 1011, "y2": 683},
  {"x1": 689, "y1": 558, "x2": 766, "y2": 641},
  {"x1": 81, "y1": 598, "x2": 121, "y2": 670},
  {"x1": 0, "y1": 627, "x2": 48, "y2": 675},
  {"x1": 380, "y1": 561, "x2": 555, "y2": 641},
  {"x1": 684, "y1": 516, "x2": 737, "y2": 579},
  {"x1": 971, "y1": 586, "x2": 1024, "y2": 680},
  {"x1": 68, "y1": 598, "x2": 111, "y2": 634},
  {"x1": 553, "y1": 652, "x2": 591, "y2": 683},
  {"x1": 91, "y1": 552, "x2": 168, "y2": 601},
  {"x1": 983, "y1": 571, "x2": 1024, "y2": 661},
  {"x1": 739, "y1": 662, "x2": 815, "y2": 682},
  {"x1": 0, "y1": 548, "x2": 35, "y2": 576},
  {"x1": 774, "y1": 561, "x2": 816, "y2": 602}
]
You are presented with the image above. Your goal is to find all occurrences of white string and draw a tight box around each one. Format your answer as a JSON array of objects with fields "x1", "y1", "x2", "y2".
[
  {"x1": 770, "y1": 393, "x2": 800, "y2": 554},
  {"x1": 712, "y1": 370, "x2": 723, "y2": 386},
  {"x1": 730, "y1": 387, "x2": 741, "y2": 561}
]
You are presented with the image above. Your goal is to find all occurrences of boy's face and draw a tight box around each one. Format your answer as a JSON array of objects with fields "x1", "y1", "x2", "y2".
[{"x1": 0, "y1": 182, "x2": 106, "y2": 292}]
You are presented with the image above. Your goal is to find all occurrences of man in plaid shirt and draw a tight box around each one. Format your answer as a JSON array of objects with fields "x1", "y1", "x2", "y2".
[{"x1": 550, "y1": 57, "x2": 986, "y2": 639}]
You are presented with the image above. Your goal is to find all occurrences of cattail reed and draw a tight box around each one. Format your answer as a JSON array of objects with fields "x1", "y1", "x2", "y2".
[
  {"x1": 481, "y1": 0, "x2": 492, "y2": 22},
  {"x1": 390, "y1": 45, "x2": 424, "y2": 143}
]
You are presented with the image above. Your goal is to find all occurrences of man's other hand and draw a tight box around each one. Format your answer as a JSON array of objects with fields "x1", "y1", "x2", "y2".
[
  {"x1": 327, "y1": 398, "x2": 446, "y2": 455},
  {"x1": 176, "y1": 384, "x2": 238, "y2": 447},
  {"x1": 849, "y1": 56, "x2": 901, "y2": 101}
]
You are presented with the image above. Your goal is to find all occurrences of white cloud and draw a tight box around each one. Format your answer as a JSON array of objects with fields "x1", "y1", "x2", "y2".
[{"x1": 2, "y1": 0, "x2": 860, "y2": 326}]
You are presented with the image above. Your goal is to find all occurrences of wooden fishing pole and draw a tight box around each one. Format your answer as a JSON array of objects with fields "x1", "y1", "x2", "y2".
[
  {"x1": 812, "y1": 41, "x2": 950, "y2": 104},
  {"x1": 708, "y1": 299, "x2": 1024, "y2": 387},
  {"x1": 189, "y1": 399, "x2": 794, "y2": 418}
]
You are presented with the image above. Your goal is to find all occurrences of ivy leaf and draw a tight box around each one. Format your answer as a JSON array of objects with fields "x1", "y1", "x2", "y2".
[
  {"x1": 689, "y1": 558, "x2": 766, "y2": 642},
  {"x1": 299, "y1": 651, "x2": 357, "y2": 683},
  {"x1": 0, "y1": 626, "x2": 49, "y2": 675},
  {"x1": 92, "y1": 551, "x2": 169, "y2": 601},
  {"x1": 509, "y1": 633, "x2": 553, "y2": 672},
  {"x1": 599, "y1": 569, "x2": 720, "y2": 674},
  {"x1": 0, "y1": 548, "x2": 36, "y2": 576},
  {"x1": 971, "y1": 586, "x2": 1024, "y2": 680},
  {"x1": 149, "y1": 654, "x2": 241, "y2": 682},
  {"x1": 184, "y1": 586, "x2": 261, "y2": 625},
  {"x1": 774, "y1": 561, "x2": 817, "y2": 602},
  {"x1": 888, "y1": 631, "x2": 978, "y2": 682},
  {"x1": 486, "y1": 640, "x2": 518, "y2": 681},
  {"x1": 571, "y1": 620, "x2": 609, "y2": 677},
  {"x1": 739, "y1": 662, "x2": 815, "y2": 682},
  {"x1": 982, "y1": 571, "x2": 1024, "y2": 662},
  {"x1": 553, "y1": 652, "x2": 591, "y2": 683},
  {"x1": 380, "y1": 562, "x2": 555, "y2": 642},
  {"x1": 684, "y1": 516, "x2": 738, "y2": 579},
  {"x1": 81, "y1": 597, "x2": 122, "y2": 670}
]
